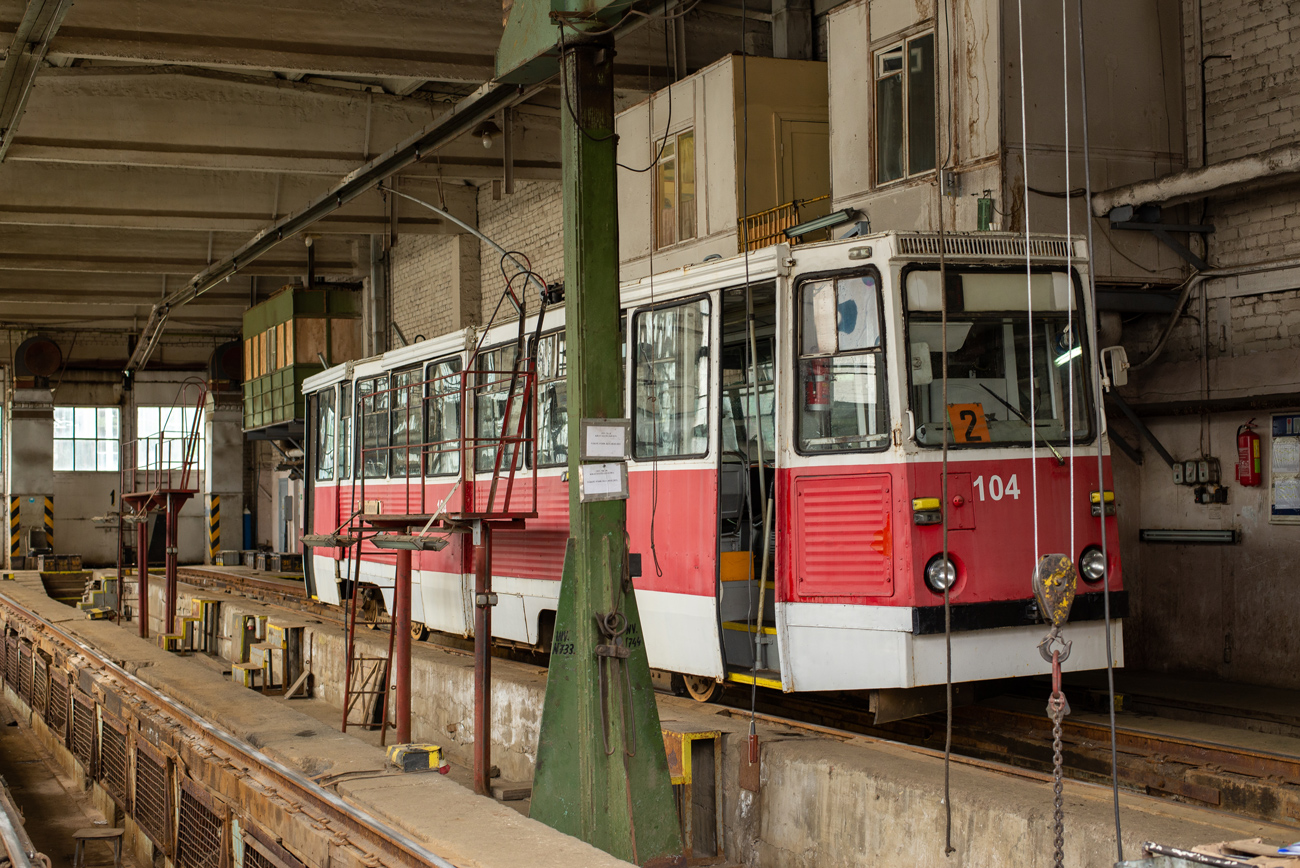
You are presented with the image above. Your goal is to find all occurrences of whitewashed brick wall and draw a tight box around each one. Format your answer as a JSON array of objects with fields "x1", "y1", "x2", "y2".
[
  {"x1": 1185, "y1": 0, "x2": 1300, "y2": 267},
  {"x1": 388, "y1": 233, "x2": 482, "y2": 348},
  {"x1": 476, "y1": 180, "x2": 564, "y2": 325}
]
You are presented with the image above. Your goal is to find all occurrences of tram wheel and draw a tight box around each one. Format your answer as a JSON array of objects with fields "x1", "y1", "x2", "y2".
[
  {"x1": 681, "y1": 675, "x2": 720, "y2": 703},
  {"x1": 411, "y1": 621, "x2": 428, "y2": 641},
  {"x1": 360, "y1": 589, "x2": 384, "y2": 631}
]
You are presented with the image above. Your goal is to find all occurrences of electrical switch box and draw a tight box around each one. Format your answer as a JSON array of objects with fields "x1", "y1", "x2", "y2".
[{"x1": 1173, "y1": 463, "x2": 1184, "y2": 485}]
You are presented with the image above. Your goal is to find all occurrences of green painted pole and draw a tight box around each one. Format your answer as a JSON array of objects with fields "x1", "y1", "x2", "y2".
[{"x1": 529, "y1": 34, "x2": 685, "y2": 868}]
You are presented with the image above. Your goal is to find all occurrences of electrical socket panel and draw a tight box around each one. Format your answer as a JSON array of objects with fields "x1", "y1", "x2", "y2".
[{"x1": 1173, "y1": 463, "x2": 1184, "y2": 484}]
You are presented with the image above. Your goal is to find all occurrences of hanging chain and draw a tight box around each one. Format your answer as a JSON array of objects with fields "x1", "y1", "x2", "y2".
[{"x1": 1047, "y1": 643, "x2": 1071, "y2": 868}]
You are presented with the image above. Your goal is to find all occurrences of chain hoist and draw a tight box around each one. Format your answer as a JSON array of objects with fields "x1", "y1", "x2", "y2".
[{"x1": 1033, "y1": 553, "x2": 1078, "y2": 868}]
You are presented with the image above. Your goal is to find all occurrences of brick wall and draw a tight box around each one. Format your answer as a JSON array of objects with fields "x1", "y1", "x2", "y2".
[
  {"x1": 476, "y1": 180, "x2": 564, "y2": 325},
  {"x1": 1186, "y1": 0, "x2": 1300, "y2": 267},
  {"x1": 388, "y1": 233, "x2": 481, "y2": 348}
]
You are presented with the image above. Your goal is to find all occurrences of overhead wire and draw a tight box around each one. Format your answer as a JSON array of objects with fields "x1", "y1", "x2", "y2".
[{"x1": 1073, "y1": 0, "x2": 1124, "y2": 857}]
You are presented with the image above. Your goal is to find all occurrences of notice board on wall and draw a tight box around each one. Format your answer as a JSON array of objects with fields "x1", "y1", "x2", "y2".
[{"x1": 1270, "y1": 413, "x2": 1300, "y2": 524}]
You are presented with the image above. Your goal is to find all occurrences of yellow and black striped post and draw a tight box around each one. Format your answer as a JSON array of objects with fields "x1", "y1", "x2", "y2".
[
  {"x1": 208, "y1": 495, "x2": 220, "y2": 563},
  {"x1": 43, "y1": 497, "x2": 53, "y2": 551},
  {"x1": 9, "y1": 497, "x2": 18, "y2": 563}
]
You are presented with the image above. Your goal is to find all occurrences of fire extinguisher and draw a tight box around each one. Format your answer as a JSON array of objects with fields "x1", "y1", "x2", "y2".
[
  {"x1": 805, "y1": 358, "x2": 831, "y2": 412},
  {"x1": 1236, "y1": 419, "x2": 1262, "y2": 486}
]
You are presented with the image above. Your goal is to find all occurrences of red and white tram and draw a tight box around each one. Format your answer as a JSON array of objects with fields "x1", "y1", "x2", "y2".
[{"x1": 301, "y1": 231, "x2": 1124, "y2": 700}]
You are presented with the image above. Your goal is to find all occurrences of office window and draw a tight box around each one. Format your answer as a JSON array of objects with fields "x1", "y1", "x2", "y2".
[
  {"x1": 53, "y1": 407, "x2": 120, "y2": 472},
  {"x1": 876, "y1": 33, "x2": 935, "y2": 184},
  {"x1": 655, "y1": 129, "x2": 697, "y2": 249},
  {"x1": 136, "y1": 407, "x2": 204, "y2": 470}
]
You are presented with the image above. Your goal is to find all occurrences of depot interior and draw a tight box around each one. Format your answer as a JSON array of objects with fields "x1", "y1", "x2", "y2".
[{"x1": 0, "y1": 0, "x2": 1297, "y2": 864}]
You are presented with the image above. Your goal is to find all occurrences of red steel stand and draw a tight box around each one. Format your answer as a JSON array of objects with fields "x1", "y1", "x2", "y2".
[
  {"x1": 136, "y1": 515, "x2": 149, "y2": 639},
  {"x1": 165, "y1": 494, "x2": 182, "y2": 637},
  {"x1": 473, "y1": 521, "x2": 493, "y2": 797},
  {"x1": 393, "y1": 546, "x2": 412, "y2": 745}
]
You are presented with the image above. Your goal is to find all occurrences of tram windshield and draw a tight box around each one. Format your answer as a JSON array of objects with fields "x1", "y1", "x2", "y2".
[{"x1": 905, "y1": 268, "x2": 1094, "y2": 448}]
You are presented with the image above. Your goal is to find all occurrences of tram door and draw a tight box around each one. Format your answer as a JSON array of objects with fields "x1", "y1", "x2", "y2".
[{"x1": 717, "y1": 283, "x2": 779, "y2": 679}]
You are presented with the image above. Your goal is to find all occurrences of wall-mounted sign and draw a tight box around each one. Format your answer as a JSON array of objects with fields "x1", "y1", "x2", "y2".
[
  {"x1": 1270, "y1": 413, "x2": 1300, "y2": 525},
  {"x1": 580, "y1": 418, "x2": 630, "y2": 461},
  {"x1": 578, "y1": 462, "x2": 629, "y2": 503}
]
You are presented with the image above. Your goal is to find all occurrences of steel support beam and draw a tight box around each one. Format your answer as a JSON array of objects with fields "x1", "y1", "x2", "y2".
[{"x1": 528, "y1": 33, "x2": 684, "y2": 866}]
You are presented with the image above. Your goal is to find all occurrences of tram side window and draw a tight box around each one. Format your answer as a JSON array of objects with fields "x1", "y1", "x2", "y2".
[
  {"x1": 425, "y1": 357, "x2": 461, "y2": 476},
  {"x1": 337, "y1": 382, "x2": 353, "y2": 478},
  {"x1": 798, "y1": 274, "x2": 889, "y2": 452},
  {"x1": 634, "y1": 298, "x2": 712, "y2": 458},
  {"x1": 315, "y1": 388, "x2": 336, "y2": 481},
  {"x1": 390, "y1": 366, "x2": 423, "y2": 478},
  {"x1": 358, "y1": 375, "x2": 389, "y2": 478},
  {"x1": 535, "y1": 332, "x2": 568, "y2": 467},
  {"x1": 475, "y1": 344, "x2": 523, "y2": 472}
]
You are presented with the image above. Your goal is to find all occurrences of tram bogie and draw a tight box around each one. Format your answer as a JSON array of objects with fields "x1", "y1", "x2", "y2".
[{"x1": 302, "y1": 231, "x2": 1124, "y2": 706}]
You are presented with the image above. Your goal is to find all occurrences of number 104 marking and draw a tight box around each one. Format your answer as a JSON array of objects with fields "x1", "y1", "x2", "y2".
[{"x1": 972, "y1": 474, "x2": 1020, "y2": 501}]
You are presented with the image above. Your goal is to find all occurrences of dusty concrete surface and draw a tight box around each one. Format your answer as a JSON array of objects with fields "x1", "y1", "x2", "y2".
[
  {"x1": 2, "y1": 572, "x2": 632, "y2": 868},
  {"x1": 78, "y1": 575, "x2": 1300, "y2": 866}
]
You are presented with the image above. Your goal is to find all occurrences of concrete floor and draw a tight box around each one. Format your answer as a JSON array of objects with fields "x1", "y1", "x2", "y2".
[{"x1": 0, "y1": 703, "x2": 135, "y2": 868}]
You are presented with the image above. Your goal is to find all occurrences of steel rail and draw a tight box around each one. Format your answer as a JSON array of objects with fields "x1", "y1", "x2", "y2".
[
  {"x1": 0, "y1": 778, "x2": 38, "y2": 868},
  {"x1": 0, "y1": 588, "x2": 459, "y2": 868}
]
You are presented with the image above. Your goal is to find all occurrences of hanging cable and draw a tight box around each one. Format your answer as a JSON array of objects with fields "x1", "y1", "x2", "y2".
[
  {"x1": 1015, "y1": 0, "x2": 1040, "y2": 562},
  {"x1": 934, "y1": 0, "x2": 956, "y2": 857},
  {"x1": 646, "y1": 44, "x2": 664, "y2": 579},
  {"x1": 1061, "y1": 0, "x2": 1075, "y2": 568},
  {"x1": 1074, "y1": 0, "x2": 1124, "y2": 858}
]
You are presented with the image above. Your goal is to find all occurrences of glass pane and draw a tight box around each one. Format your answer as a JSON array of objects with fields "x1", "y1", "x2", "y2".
[
  {"x1": 801, "y1": 281, "x2": 838, "y2": 354},
  {"x1": 97, "y1": 440, "x2": 119, "y2": 472},
  {"x1": 907, "y1": 270, "x2": 1093, "y2": 448},
  {"x1": 137, "y1": 407, "x2": 159, "y2": 438},
  {"x1": 74, "y1": 407, "x2": 95, "y2": 438},
  {"x1": 390, "y1": 368, "x2": 423, "y2": 478},
  {"x1": 475, "y1": 345, "x2": 522, "y2": 472},
  {"x1": 907, "y1": 34, "x2": 936, "y2": 175},
  {"x1": 338, "y1": 383, "x2": 353, "y2": 478},
  {"x1": 876, "y1": 71, "x2": 904, "y2": 183},
  {"x1": 798, "y1": 355, "x2": 888, "y2": 452},
  {"x1": 97, "y1": 408, "x2": 119, "y2": 440},
  {"x1": 53, "y1": 407, "x2": 73, "y2": 439},
  {"x1": 425, "y1": 359, "x2": 461, "y2": 476},
  {"x1": 677, "y1": 131, "x2": 696, "y2": 242},
  {"x1": 836, "y1": 276, "x2": 881, "y2": 351},
  {"x1": 634, "y1": 299, "x2": 712, "y2": 458},
  {"x1": 655, "y1": 148, "x2": 676, "y2": 248},
  {"x1": 316, "y1": 390, "x2": 336, "y2": 481},
  {"x1": 53, "y1": 440, "x2": 73, "y2": 471},
  {"x1": 359, "y1": 376, "x2": 389, "y2": 478},
  {"x1": 74, "y1": 439, "x2": 97, "y2": 471}
]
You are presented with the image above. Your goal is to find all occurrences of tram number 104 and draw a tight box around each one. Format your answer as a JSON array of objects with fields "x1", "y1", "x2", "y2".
[{"x1": 972, "y1": 474, "x2": 1021, "y2": 502}]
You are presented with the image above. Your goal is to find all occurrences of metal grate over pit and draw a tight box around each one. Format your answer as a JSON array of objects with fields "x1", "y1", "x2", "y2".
[
  {"x1": 16, "y1": 641, "x2": 30, "y2": 703},
  {"x1": 4, "y1": 636, "x2": 15, "y2": 688},
  {"x1": 31, "y1": 655, "x2": 47, "y2": 718},
  {"x1": 242, "y1": 828, "x2": 305, "y2": 868},
  {"x1": 71, "y1": 692, "x2": 95, "y2": 773},
  {"x1": 99, "y1": 715, "x2": 129, "y2": 808},
  {"x1": 46, "y1": 674, "x2": 68, "y2": 744},
  {"x1": 133, "y1": 743, "x2": 169, "y2": 851},
  {"x1": 176, "y1": 780, "x2": 224, "y2": 868}
]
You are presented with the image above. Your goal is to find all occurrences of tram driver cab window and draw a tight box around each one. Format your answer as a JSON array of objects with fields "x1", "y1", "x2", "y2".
[
  {"x1": 905, "y1": 268, "x2": 1093, "y2": 447},
  {"x1": 797, "y1": 273, "x2": 889, "y2": 452}
]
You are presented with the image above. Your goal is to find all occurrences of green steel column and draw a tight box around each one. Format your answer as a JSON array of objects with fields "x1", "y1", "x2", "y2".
[{"x1": 529, "y1": 36, "x2": 684, "y2": 868}]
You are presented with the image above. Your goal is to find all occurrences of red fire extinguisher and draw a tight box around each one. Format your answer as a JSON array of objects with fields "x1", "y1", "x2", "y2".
[
  {"x1": 805, "y1": 358, "x2": 831, "y2": 412},
  {"x1": 1236, "y1": 419, "x2": 1262, "y2": 486}
]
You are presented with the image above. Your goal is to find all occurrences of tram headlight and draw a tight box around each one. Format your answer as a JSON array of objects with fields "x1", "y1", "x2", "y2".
[
  {"x1": 924, "y1": 555, "x2": 957, "y2": 592},
  {"x1": 1079, "y1": 546, "x2": 1106, "y2": 583}
]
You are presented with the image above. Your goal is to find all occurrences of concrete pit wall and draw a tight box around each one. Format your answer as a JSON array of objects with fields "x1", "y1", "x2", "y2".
[{"x1": 142, "y1": 581, "x2": 1296, "y2": 867}]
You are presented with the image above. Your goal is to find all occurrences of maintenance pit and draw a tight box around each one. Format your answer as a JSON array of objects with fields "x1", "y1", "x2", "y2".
[{"x1": 3, "y1": 569, "x2": 1296, "y2": 868}]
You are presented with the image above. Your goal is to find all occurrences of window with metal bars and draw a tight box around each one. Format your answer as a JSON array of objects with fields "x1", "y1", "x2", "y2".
[
  {"x1": 17, "y1": 642, "x2": 30, "y2": 703},
  {"x1": 98, "y1": 715, "x2": 129, "y2": 809},
  {"x1": 47, "y1": 674, "x2": 68, "y2": 744},
  {"x1": 71, "y1": 693, "x2": 95, "y2": 773},
  {"x1": 32, "y1": 656, "x2": 47, "y2": 719},
  {"x1": 176, "y1": 779, "x2": 225, "y2": 868},
  {"x1": 133, "y1": 743, "x2": 169, "y2": 852}
]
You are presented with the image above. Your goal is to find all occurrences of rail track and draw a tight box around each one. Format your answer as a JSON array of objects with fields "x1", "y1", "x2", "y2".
[{"x1": 168, "y1": 565, "x2": 1300, "y2": 826}]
